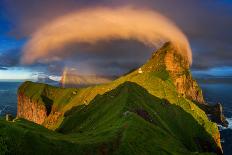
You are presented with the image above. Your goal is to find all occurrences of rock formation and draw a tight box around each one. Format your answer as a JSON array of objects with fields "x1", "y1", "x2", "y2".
[
  {"x1": 141, "y1": 42, "x2": 205, "y2": 103},
  {"x1": 199, "y1": 102, "x2": 229, "y2": 127},
  {"x1": 17, "y1": 83, "x2": 54, "y2": 125},
  {"x1": 17, "y1": 93, "x2": 48, "y2": 124}
]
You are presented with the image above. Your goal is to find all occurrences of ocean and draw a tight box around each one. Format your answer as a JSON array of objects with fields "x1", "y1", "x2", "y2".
[
  {"x1": 200, "y1": 83, "x2": 232, "y2": 154},
  {"x1": 0, "y1": 82, "x2": 22, "y2": 116},
  {"x1": 0, "y1": 81, "x2": 231, "y2": 154}
]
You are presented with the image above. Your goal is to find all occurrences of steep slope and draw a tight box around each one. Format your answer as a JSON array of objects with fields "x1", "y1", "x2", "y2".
[
  {"x1": 1, "y1": 82, "x2": 221, "y2": 154},
  {"x1": 140, "y1": 42, "x2": 204, "y2": 103},
  {"x1": 17, "y1": 42, "x2": 223, "y2": 152}
]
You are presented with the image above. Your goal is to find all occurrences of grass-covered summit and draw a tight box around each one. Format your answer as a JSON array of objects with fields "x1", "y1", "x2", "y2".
[{"x1": 0, "y1": 42, "x2": 224, "y2": 154}]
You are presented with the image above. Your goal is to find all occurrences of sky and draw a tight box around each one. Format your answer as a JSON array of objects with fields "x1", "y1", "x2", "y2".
[{"x1": 0, "y1": 0, "x2": 232, "y2": 80}]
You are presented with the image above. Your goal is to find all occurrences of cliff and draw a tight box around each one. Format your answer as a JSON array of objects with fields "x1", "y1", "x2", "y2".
[
  {"x1": 198, "y1": 102, "x2": 228, "y2": 127},
  {"x1": 140, "y1": 42, "x2": 227, "y2": 126},
  {"x1": 17, "y1": 93, "x2": 48, "y2": 124},
  {"x1": 17, "y1": 81, "x2": 69, "y2": 125},
  {"x1": 141, "y1": 42, "x2": 204, "y2": 103}
]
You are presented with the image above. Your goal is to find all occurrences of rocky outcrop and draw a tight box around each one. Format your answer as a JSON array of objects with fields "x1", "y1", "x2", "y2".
[
  {"x1": 44, "y1": 111, "x2": 62, "y2": 128},
  {"x1": 141, "y1": 42, "x2": 205, "y2": 103},
  {"x1": 164, "y1": 49, "x2": 205, "y2": 103},
  {"x1": 17, "y1": 92, "x2": 50, "y2": 124},
  {"x1": 209, "y1": 103, "x2": 228, "y2": 126},
  {"x1": 199, "y1": 102, "x2": 229, "y2": 127}
]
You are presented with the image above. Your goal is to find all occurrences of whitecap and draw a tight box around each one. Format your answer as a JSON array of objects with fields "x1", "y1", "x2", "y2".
[
  {"x1": 226, "y1": 117, "x2": 232, "y2": 129},
  {"x1": 0, "y1": 89, "x2": 9, "y2": 92},
  {"x1": 219, "y1": 117, "x2": 232, "y2": 130}
]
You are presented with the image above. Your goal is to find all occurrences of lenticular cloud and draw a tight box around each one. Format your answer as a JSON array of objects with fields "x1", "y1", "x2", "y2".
[{"x1": 22, "y1": 7, "x2": 192, "y2": 64}]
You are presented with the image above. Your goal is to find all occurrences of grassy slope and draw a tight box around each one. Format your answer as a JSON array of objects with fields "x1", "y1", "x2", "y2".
[
  {"x1": 1, "y1": 82, "x2": 218, "y2": 154},
  {"x1": 18, "y1": 71, "x2": 219, "y2": 145}
]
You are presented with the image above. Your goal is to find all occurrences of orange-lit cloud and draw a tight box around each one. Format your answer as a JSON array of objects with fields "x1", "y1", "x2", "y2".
[{"x1": 22, "y1": 7, "x2": 192, "y2": 64}]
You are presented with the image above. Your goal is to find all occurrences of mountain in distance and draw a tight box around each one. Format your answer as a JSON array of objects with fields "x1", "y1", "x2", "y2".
[
  {"x1": 60, "y1": 68, "x2": 116, "y2": 88},
  {"x1": 0, "y1": 42, "x2": 227, "y2": 155},
  {"x1": 32, "y1": 74, "x2": 61, "y2": 86},
  {"x1": 196, "y1": 76, "x2": 232, "y2": 84}
]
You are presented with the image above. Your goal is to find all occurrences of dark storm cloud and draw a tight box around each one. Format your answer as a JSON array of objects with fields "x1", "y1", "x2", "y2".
[
  {"x1": 52, "y1": 40, "x2": 153, "y2": 75},
  {"x1": 47, "y1": 63, "x2": 65, "y2": 75},
  {"x1": 0, "y1": 48, "x2": 64, "y2": 75},
  {"x1": 191, "y1": 40, "x2": 232, "y2": 70},
  {"x1": 2, "y1": 0, "x2": 232, "y2": 75},
  {"x1": 59, "y1": 40, "x2": 152, "y2": 63}
]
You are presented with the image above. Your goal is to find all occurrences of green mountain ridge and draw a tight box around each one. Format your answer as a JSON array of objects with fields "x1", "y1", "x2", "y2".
[
  {"x1": 0, "y1": 82, "x2": 221, "y2": 154},
  {"x1": 0, "y1": 42, "x2": 226, "y2": 154}
]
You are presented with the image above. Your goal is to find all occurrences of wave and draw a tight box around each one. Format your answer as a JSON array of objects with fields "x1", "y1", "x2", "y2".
[
  {"x1": 226, "y1": 118, "x2": 232, "y2": 129},
  {"x1": 0, "y1": 89, "x2": 9, "y2": 92},
  {"x1": 219, "y1": 117, "x2": 232, "y2": 130}
]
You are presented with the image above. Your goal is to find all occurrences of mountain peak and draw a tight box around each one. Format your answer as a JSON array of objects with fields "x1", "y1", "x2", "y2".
[
  {"x1": 139, "y1": 42, "x2": 204, "y2": 103},
  {"x1": 141, "y1": 42, "x2": 189, "y2": 73}
]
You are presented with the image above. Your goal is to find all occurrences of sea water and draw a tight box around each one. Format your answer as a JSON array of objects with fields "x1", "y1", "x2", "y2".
[
  {"x1": 0, "y1": 82, "x2": 22, "y2": 116},
  {"x1": 200, "y1": 83, "x2": 232, "y2": 154}
]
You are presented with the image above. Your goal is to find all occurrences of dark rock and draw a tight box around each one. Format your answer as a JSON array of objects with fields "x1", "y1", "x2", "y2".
[
  {"x1": 134, "y1": 109, "x2": 153, "y2": 123},
  {"x1": 209, "y1": 103, "x2": 228, "y2": 127},
  {"x1": 197, "y1": 102, "x2": 228, "y2": 127}
]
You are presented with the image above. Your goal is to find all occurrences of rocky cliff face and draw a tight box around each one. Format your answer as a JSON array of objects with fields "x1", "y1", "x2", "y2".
[
  {"x1": 141, "y1": 42, "x2": 228, "y2": 127},
  {"x1": 199, "y1": 102, "x2": 229, "y2": 127},
  {"x1": 164, "y1": 48, "x2": 205, "y2": 104},
  {"x1": 17, "y1": 82, "x2": 54, "y2": 125},
  {"x1": 17, "y1": 91, "x2": 63, "y2": 127},
  {"x1": 141, "y1": 42, "x2": 205, "y2": 103},
  {"x1": 17, "y1": 93, "x2": 48, "y2": 124}
]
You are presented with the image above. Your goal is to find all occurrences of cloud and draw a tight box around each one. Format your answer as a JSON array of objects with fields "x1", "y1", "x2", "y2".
[
  {"x1": 0, "y1": 67, "x2": 8, "y2": 70},
  {"x1": 2, "y1": 0, "x2": 232, "y2": 75},
  {"x1": 0, "y1": 49, "x2": 21, "y2": 67},
  {"x1": 21, "y1": 7, "x2": 192, "y2": 65},
  {"x1": 191, "y1": 39, "x2": 232, "y2": 70}
]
